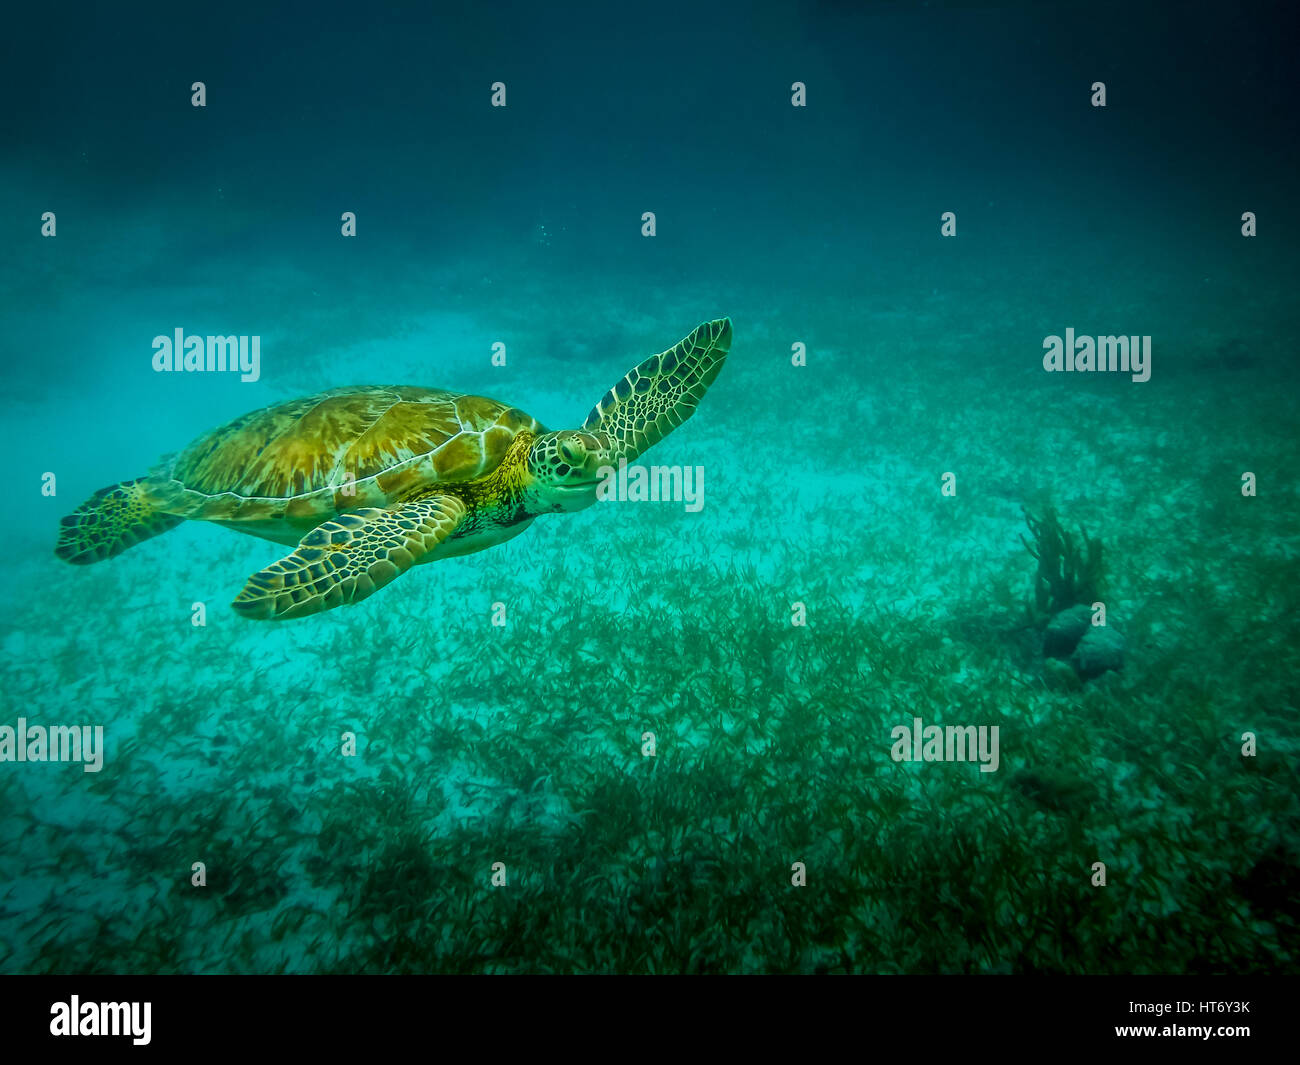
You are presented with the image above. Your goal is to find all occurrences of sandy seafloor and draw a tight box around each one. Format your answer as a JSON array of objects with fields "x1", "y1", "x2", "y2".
[{"x1": 2, "y1": 198, "x2": 1297, "y2": 973}]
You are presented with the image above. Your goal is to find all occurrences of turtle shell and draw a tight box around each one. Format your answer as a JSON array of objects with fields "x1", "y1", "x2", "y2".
[{"x1": 147, "y1": 386, "x2": 543, "y2": 529}]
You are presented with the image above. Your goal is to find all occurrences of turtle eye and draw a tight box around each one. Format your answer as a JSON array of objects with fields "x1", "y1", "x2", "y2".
[{"x1": 558, "y1": 440, "x2": 579, "y2": 464}]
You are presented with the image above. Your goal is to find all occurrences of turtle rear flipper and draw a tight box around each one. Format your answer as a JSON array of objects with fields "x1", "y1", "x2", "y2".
[
  {"x1": 232, "y1": 494, "x2": 466, "y2": 620},
  {"x1": 55, "y1": 480, "x2": 183, "y2": 564},
  {"x1": 583, "y1": 317, "x2": 731, "y2": 462}
]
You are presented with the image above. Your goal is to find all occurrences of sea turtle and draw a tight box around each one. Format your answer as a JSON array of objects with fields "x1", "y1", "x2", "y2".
[{"x1": 56, "y1": 318, "x2": 731, "y2": 620}]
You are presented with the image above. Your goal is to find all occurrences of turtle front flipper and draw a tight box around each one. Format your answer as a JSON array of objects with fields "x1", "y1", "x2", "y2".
[
  {"x1": 55, "y1": 479, "x2": 183, "y2": 564},
  {"x1": 232, "y1": 494, "x2": 467, "y2": 621},
  {"x1": 582, "y1": 317, "x2": 731, "y2": 462}
]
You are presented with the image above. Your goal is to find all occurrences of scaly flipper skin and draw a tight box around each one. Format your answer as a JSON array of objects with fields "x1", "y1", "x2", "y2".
[
  {"x1": 232, "y1": 494, "x2": 467, "y2": 620},
  {"x1": 55, "y1": 480, "x2": 184, "y2": 564},
  {"x1": 583, "y1": 317, "x2": 732, "y2": 462}
]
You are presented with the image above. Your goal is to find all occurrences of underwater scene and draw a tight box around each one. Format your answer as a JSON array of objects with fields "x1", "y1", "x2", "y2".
[{"x1": 2, "y1": 1, "x2": 1298, "y2": 976}]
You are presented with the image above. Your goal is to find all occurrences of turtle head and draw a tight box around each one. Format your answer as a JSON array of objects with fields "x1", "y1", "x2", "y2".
[{"x1": 524, "y1": 430, "x2": 616, "y2": 513}]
